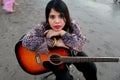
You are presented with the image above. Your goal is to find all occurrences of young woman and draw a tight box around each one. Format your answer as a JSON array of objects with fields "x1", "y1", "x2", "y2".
[
  {"x1": 2, "y1": 0, "x2": 19, "y2": 13},
  {"x1": 0, "y1": 0, "x2": 3, "y2": 5},
  {"x1": 22, "y1": 0, "x2": 97, "y2": 80}
]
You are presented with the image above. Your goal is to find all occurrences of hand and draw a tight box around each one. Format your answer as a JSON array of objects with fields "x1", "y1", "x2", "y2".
[
  {"x1": 44, "y1": 29, "x2": 60, "y2": 38},
  {"x1": 44, "y1": 29, "x2": 66, "y2": 38}
]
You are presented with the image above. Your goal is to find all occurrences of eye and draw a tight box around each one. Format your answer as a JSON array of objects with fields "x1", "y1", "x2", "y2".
[
  {"x1": 49, "y1": 15, "x2": 55, "y2": 19},
  {"x1": 59, "y1": 14, "x2": 64, "y2": 19}
]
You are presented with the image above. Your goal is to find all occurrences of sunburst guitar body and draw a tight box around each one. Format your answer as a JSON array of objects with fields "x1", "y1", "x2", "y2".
[{"x1": 15, "y1": 41, "x2": 120, "y2": 75}]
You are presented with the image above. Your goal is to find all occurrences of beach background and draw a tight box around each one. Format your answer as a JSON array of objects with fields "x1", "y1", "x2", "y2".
[{"x1": 0, "y1": 0, "x2": 120, "y2": 80}]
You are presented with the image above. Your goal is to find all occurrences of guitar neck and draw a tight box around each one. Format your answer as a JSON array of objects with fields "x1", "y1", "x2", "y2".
[{"x1": 60, "y1": 57, "x2": 120, "y2": 63}]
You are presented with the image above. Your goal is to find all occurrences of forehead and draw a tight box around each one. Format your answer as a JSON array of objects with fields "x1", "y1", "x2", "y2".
[{"x1": 49, "y1": 8, "x2": 60, "y2": 15}]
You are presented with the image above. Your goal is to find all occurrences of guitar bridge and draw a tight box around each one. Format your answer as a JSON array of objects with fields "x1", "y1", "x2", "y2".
[{"x1": 35, "y1": 54, "x2": 41, "y2": 64}]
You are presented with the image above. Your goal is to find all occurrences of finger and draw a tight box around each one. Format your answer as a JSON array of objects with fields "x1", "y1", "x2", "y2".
[
  {"x1": 44, "y1": 30, "x2": 49, "y2": 35},
  {"x1": 46, "y1": 34, "x2": 51, "y2": 39}
]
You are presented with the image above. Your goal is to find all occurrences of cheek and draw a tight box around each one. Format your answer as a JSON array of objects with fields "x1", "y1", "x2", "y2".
[
  {"x1": 62, "y1": 21, "x2": 66, "y2": 26},
  {"x1": 48, "y1": 19, "x2": 52, "y2": 26}
]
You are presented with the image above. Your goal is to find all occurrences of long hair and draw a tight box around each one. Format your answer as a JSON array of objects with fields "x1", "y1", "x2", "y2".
[{"x1": 45, "y1": 0, "x2": 73, "y2": 33}]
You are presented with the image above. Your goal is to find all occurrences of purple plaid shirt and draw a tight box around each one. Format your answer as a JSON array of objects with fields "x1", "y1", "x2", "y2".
[{"x1": 22, "y1": 20, "x2": 86, "y2": 54}]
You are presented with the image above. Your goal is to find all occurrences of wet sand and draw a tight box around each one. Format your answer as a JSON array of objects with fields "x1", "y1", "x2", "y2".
[{"x1": 0, "y1": 0, "x2": 120, "y2": 80}]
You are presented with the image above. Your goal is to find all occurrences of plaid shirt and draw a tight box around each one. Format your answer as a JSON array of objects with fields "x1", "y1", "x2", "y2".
[{"x1": 22, "y1": 20, "x2": 86, "y2": 54}]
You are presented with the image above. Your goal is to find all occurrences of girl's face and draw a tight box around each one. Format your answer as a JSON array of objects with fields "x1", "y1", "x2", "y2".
[{"x1": 48, "y1": 8, "x2": 66, "y2": 31}]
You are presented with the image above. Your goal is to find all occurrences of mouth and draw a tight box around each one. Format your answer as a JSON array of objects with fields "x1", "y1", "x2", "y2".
[{"x1": 54, "y1": 25, "x2": 61, "y2": 29}]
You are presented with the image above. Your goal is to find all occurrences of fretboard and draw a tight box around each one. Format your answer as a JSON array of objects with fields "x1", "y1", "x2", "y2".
[{"x1": 60, "y1": 57, "x2": 120, "y2": 63}]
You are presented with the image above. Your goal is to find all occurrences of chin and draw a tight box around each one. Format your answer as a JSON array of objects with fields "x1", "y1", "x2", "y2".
[
  {"x1": 56, "y1": 29, "x2": 62, "y2": 31},
  {"x1": 53, "y1": 28, "x2": 61, "y2": 31}
]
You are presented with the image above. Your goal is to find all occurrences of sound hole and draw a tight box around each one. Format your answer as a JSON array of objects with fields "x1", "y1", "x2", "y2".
[{"x1": 50, "y1": 54, "x2": 61, "y2": 65}]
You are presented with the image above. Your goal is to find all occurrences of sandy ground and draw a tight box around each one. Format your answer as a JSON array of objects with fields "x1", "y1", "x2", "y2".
[{"x1": 0, "y1": 0, "x2": 120, "y2": 80}]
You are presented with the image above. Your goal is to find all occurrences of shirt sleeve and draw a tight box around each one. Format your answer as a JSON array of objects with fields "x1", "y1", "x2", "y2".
[
  {"x1": 61, "y1": 21, "x2": 86, "y2": 52},
  {"x1": 22, "y1": 23, "x2": 54, "y2": 54}
]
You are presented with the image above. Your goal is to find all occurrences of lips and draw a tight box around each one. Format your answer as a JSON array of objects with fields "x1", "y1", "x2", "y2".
[{"x1": 54, "y1": 25, "x2": 61, "y2": 29}]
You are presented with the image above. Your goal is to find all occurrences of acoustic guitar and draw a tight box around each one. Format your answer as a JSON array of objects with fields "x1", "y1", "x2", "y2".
[{"x1": 15, "y1": 41, "x2": 120, "y2": 75}]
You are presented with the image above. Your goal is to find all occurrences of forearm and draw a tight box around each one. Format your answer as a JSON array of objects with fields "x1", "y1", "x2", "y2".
[
  {"x1": 61, "y1": 32, "x2": 86, "y2": 52},
  {"x1": 22, "y1": 35, "x2": 49, "y2": 54}
]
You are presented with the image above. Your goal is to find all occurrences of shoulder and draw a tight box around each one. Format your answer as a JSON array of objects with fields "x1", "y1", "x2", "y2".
[
  {"x1": 71, "y1": 20, "x2": 81, "y2": 29},
  {"x1": 33, "y1": 21, "x2": 47, "y2": 30},
  {"x1": 26, "y1": 21, "x2": 47, "y2": 34},
  {"x1": 36, "y1": 21, "x2": 47, "y2": 28}
]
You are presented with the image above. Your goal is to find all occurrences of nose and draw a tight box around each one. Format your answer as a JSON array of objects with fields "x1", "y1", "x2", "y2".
[{"x1": 55, "y1": 17, "x2": 60, "y2": 23}]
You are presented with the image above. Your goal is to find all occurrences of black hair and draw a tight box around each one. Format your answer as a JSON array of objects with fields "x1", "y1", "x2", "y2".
[{"x1": 45, "y1": 0, "x2": 73, "y2": 33}]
